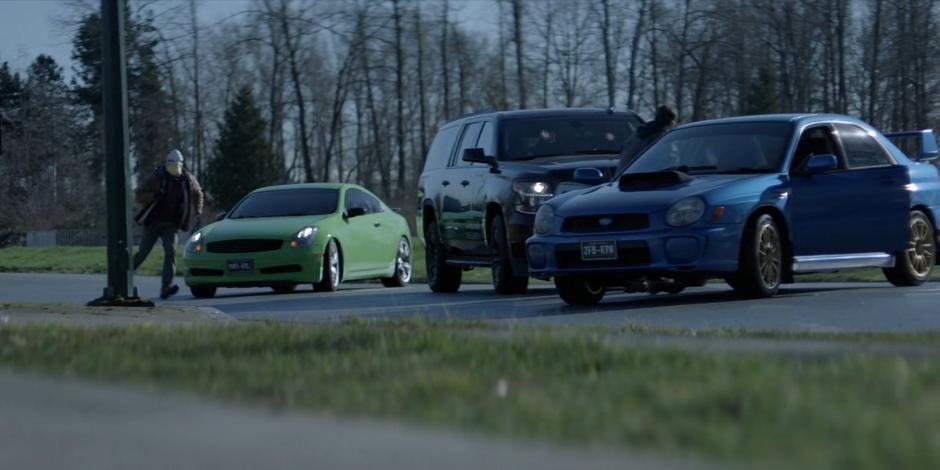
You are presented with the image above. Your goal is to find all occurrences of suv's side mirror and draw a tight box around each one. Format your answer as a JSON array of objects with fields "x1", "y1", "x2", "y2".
[
  {"x1": 463, "y1": 148, "x2": 496, "y2": 166},
  {"x1": 573, "y1": 167, "x2": 606, "y2": 185},
  {"x1": 804, "y1": 154, "x2": 838, "y2": 174},
  {"x1": 215, "y1": 212, "x2": 227, "y2": 221},
  {"x1": 345, "y1": 207, "x2": 367, "y2": 218}
]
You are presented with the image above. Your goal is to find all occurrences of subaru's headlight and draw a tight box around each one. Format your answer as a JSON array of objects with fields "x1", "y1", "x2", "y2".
[
  {"x1": 533, "y1": 204, "x2": 555, "y2": 235},
  {"x1": 513, "y1": 181, "x2": 554, "y2": 214},
  {"x1": 186, "y1": 231, "x2": 203, "y2": 253},
  {"x1": 290, "y1": 226, "x2": 319, "y2": 248},
  {"x1": 666, "y1": 197, "x2": 706, "y2": 227}
]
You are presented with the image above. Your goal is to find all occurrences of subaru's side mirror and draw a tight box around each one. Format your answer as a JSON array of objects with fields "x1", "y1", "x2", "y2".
[
  {"x1": 573, "y1": 167, "x2": 606, "y2": 185},
  {"x1": 463, "y1": 148, "x2": 496, "y2": 166},
  {"x1": 215, "y1": 212, "x2": 227, "y2": 221},
  {"x1": 805, "y1": 154, "x2": 838, "y2": 174},
  {"x1": 345, "y1": 207, "x2": 367, "y2": 218}
]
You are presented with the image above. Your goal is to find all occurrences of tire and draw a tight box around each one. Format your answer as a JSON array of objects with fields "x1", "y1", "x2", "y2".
[
  {"x1": 730, "y1": 213, "x2": 783, "y2": 298},
  {"x1": 272, "y1": 284, "x2": 296, "y2": 294},
  {"x1": 883, "y1": 210, "x2": 935, "y2": 287},
  {"x1": 190, "y1": 285, "x2": 217, "y2": 298},
  {"x1": 554, "y1": 276, "x2": 605, "y2": 306},
  {"x1": 425, "y1": 220, "x2": 462, "y2": 292},
  {"x1": 381, "y1": 237, "x2": 413, "y2": 288},
  {"x1": 490, "y1": 216, "x2": 529, "y2": 294},
  {"x1": 314, "y1": 239, "x2": 341, "y2": 292}
]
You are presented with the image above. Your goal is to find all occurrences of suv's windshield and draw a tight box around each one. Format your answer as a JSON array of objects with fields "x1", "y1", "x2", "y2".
[
  {"x1": 500, "y1": 116, "x2": 635, "y2": 161},
  {"x1": 625, "y1": 122, "x2": 793, "y2": 175},
  {"x1": 229, "y1": 188, "x2": 339, "y2": 219}
]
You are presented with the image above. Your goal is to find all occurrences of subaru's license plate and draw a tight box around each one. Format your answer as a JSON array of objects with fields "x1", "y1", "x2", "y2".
[
  {"x1": 227, "y1": 259, "x2": 254, "y2": 272},
  {"x1": 581, "y1": 240, "x2": 617, "y2": 261}
]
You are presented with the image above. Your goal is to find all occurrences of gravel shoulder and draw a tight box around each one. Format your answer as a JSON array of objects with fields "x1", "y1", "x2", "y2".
[{"x1": 0, "y1": 302, "x2": 233, "y2": 325}]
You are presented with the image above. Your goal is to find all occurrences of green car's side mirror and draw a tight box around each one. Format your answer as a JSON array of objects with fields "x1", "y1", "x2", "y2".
[{"x1": 345, "y1": 207, "x2": 367, "y2": 218}]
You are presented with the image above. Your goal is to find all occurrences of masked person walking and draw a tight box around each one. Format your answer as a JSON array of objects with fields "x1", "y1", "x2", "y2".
[
  {"x1": 133, "y1": 149, "x2": 204, "y2": 299},
  {"x1": 615, "y1": 104, "x2": 678, "y2": 174}
]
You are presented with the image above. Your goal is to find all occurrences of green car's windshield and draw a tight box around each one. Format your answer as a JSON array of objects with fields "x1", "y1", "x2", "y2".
[
  {"x1": 228, "y1": 189, "x2": 339, "y2": 219},
  {"x1": 501, "y1": 117, "x2": 636, "y2": 161},
  {"x1": 625, "y1": 122, "x2": 792, "y2": 175}
]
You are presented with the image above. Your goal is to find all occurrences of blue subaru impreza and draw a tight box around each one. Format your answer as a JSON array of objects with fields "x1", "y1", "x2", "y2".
[{"x1": 526, "y1": 114, "x2": 940, "y2": 305}]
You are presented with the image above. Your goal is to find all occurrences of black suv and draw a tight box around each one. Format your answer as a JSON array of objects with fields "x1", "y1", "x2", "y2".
[{"x1": 417, "y1": 108, "x2": 642, "y2": 294}]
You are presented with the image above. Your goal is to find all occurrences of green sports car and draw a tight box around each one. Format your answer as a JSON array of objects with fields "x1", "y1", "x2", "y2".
[{"x1": 183, "y1": 183, "x2": 413, "y2": 298}]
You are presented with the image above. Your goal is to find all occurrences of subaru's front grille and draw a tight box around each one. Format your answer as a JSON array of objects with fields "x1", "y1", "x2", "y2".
[
  {"x1": 561, "y1": 214, "x2": 649, "y2": 233},
  {"x1": 206, "y1": 239, "x2": 283, "y2": 253}
]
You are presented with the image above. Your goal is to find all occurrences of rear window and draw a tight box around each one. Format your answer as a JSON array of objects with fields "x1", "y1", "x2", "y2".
[
  {"x1": 500, "y1": 116, "x2": 636, "y2": 161},
  {"x1": 229, "y1": 189, "x2": 339, "y2": 219},
  {"x1": 423, "y1": 126, "x2": 459, "y2": 171}
]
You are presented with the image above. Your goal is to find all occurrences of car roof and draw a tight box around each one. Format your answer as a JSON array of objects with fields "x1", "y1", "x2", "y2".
[
  {"x1": 676, "y1": 113, "x2": 869, "y2": 129},
  {"x1": 252, "y1": 182, "x2": 348, "y2": 193},
  {"x1": 445, "y1": 107, "x2": 641, "y2": 125}
]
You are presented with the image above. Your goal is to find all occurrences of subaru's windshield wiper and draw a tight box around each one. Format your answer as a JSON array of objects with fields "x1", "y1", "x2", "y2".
[
  {"x1": 574, "y1": 149, "x2": 621, "y2": 155},
  {"x1": 714, "y1": 167, "x2": 776, "y2": 174},
  {"x1": 514, "y1": 153, "x2": 565, "y2": 161},
  {"x1": 660, "y1": 165, "x2": 717, "y2": 173}
]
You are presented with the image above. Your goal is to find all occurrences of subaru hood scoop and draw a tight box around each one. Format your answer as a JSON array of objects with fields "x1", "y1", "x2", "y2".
[{"x1": 618, "y1": 170, "x2": 693, "y2": 190}]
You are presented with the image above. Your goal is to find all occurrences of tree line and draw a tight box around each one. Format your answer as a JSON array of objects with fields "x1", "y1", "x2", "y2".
[{"x1": 1, "y1": 0, "x2": 937, "y2": 236}]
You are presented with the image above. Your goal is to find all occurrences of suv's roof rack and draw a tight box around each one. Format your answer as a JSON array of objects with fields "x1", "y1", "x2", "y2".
[{"x1": 444, "y1": 109, "x2": 496, "y2": 124}]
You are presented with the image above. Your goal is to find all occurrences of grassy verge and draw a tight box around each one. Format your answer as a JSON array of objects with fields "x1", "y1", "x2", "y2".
[
  {"x1": 2, "y1": 245, "x2": 937, "y2": 284},
  {"x1": 2, "y1": 320, "x2": 939, "y2": 469}
]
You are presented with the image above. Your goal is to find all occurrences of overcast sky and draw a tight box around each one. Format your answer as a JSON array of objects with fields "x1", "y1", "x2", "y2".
[{"x1": 0, "y1": 0, "x2": 497, "y2": 81}]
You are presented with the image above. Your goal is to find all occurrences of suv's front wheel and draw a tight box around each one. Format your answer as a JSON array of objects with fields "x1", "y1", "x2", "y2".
[
  {"x1": 425, "y1": 220, "x2": 462, "y2": 292},
  {"x1": 491, "y1": 215, "x2": 529, "y2": 294}
]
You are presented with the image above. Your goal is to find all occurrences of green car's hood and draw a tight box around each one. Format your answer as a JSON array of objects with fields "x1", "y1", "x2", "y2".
[{"x1": 202, "y1": 215, "x2": 334, "y2": 241}]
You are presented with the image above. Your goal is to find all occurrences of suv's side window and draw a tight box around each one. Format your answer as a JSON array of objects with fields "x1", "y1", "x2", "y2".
[
  {"x1": 450, "y1": 121, "x2": 484, "y2": 167},
  {"x1": 477, "y1": 121, "x2": 497, "y2": 157},
  {"x1": 834, "y1": 123, "x2": 894, "y2": 169},
  {"x1": 344, "y1": 188, "x2": 370, "y2": 214},
  {"x1": 423, "y1": 126, "x2": 459, "y2": 171},
  {"x1": 791, "y1": 125, "x2": 842, "y2": 175}
]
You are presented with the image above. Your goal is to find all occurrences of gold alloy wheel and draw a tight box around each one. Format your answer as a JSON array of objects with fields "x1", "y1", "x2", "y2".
[
  {"x1": 758, "y1": 222, "x2": 782, "y2": 288},
  {"x1": 907, "y1": 216, "x2": 935, "y2": 277}
]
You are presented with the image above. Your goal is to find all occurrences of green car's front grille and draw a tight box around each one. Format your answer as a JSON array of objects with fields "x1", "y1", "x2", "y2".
[{"x1": 206, "y1": 239, "x2": 283, "y2": 253}]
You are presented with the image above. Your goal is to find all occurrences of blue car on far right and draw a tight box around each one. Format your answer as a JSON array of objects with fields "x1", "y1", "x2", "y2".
[{"x1": 526, "y1": 114, "x2": 940, "y2": 305}]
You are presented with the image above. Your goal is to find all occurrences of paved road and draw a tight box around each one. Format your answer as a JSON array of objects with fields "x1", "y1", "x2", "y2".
[
  {"x1": 0, "y1": 371, "x2": 703, "y2": 470},
  {"x1": 2, "y1": 272, "x2": 938, "y2": 332}
]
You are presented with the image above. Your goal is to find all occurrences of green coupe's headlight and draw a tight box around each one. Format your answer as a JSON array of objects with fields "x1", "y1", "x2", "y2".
[
  {"x1": 666, "y1": 197, "x2": 706, "y2": 227},
  {"x1": 186, "y1": 231, "x2": 203, "y2": 253},
  {"x1": 291, "y1": 226, "x2": 319, "y2": 248},
  {"x1": 533, "y1": 204, "x2": 555, "y2": 235}
]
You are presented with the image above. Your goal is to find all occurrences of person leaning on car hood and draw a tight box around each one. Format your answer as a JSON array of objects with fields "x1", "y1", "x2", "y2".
[
  {"x1": 133, "y1": 149, "x2": 204, "y2": 299},
  {"x1": 615, "y1": 104, "x2": 678, "y2": 174}
]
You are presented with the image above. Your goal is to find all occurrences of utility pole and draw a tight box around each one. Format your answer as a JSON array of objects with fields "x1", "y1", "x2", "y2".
[{"x1": 89, "y1": 0, "x2": 152, "y2": 306}]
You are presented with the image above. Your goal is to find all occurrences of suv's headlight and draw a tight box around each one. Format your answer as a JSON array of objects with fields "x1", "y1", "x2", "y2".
[
  {"x1": 186, "y1": 231, "x2": 203, "y2": 253},
  {"x1": 666, "y1": 197, "x2": 706, "y2": 227},
  {"x1": 533, "y1": 204, "x2": 555, "y2": 235},
  {"x1": 290, "y1": 226, "x2": 319, "y2": 248},
  {"x1": 513, "y1": 181, "x2": 554, "y2": 214}
]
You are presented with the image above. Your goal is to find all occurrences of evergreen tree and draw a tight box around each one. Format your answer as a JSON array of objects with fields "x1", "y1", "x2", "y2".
[
  {"x1": 745, "y1": 66, "x2": 780, "y2": 115},
  {"x1": 206, "y1": 87, "x2": 280, "y2": 211}
]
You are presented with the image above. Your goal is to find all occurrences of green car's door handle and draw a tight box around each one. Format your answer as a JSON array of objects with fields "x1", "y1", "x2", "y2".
[{"x1": 373, "y1": 222, "x2": 381, "y2": 228}]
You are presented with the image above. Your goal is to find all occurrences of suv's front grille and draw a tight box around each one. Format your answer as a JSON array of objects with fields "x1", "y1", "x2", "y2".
[
  {"x1": 562, "y1": 214, "x2": 649, "y2": 233},
  {"x1": 555, "y1": 241, "x2": 651, "y2": 268},
  {"x1": 206, "y1": 239, "x2": 283, "y2": 253}
]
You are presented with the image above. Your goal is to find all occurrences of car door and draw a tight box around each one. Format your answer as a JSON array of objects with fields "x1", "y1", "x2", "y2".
[
  {"x1": 788, "y1": 124, "x2": 909, "y2": 255},
  {"x1": 462, "y1": 120, "x2": 497, "y2": 255},
  {"x1": 443, "y1": 121, "x2": 484, "y2": 254},
  {"x1": 361, "y1": 191, "x2": 400, "y2": 275},
  {"x1": 341, "y1": 188, "x2": 378, "y2": 277}
]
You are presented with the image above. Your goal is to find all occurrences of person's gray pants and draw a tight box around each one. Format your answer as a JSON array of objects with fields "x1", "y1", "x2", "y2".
[{"x1": 133, "y1": 223, "x2": 178, "y2": 290}]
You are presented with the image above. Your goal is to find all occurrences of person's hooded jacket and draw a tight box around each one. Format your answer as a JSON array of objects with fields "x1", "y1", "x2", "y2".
[
  {"x1": 134, "y1": 166, "x2": 204, "y2": 231},
  {"x1": 615, "y1": 107, "x2": 677, "y2": 174}
]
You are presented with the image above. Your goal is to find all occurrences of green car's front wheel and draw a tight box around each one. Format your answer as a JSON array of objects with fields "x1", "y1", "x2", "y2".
[
  {"x1": 314, "y1": 238, "x2": 341, "y2": 292},
  {"x1": 382, "y1": 237, "x2": 412, "y2": 287},
  {"x1": 190, "y1": 285, "x2": 217, "y2": 298}
]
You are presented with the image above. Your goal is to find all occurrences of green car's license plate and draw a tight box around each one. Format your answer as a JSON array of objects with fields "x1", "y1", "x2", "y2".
[
  {"x1": 581, "y1": 240, "x2": 617, "y2": 261},
  {"x1": 227, "y1": 259, "x2": 254, "y2": 272}
]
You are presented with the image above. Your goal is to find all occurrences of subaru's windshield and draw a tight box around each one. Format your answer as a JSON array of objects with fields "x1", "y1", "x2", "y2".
[
  {"x1": 229, "y1": 188, "x2": 339, "y2": 219},
  {"x1": 500, "y1": 116, "x2": 637, "y2": 161},
  {"x1": 624, "y1": 122, "x2": 793, "y2": 175}
]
